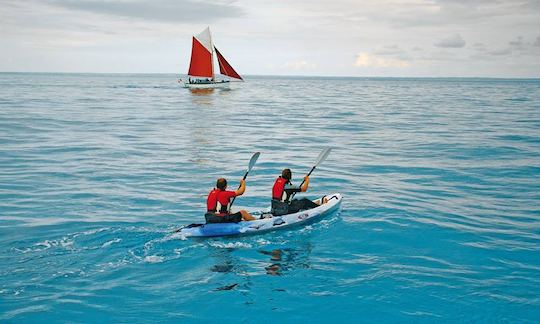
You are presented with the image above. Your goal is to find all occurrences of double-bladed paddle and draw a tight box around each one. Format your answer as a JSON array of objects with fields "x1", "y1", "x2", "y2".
[{"x1": 290, "y1": 147, "x2": 332, "y2": 200}]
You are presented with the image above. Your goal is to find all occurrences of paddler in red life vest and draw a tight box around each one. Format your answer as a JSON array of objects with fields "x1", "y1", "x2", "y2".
[
  {"x1": 205, "y1": 178, "x2": 255, "y2": 223},
  {"x1": 271, "y1": 168, "x2": 326, "y2": 216}
]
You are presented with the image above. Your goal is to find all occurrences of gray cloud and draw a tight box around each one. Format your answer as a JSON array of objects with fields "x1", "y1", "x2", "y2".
[
  {"x1": 472, "y1": 42, "x2": 486, "y2": 51},
  {"x1": 374, "y1": 45, "x2": 405, "y2": 56},
  {"x1": 43, "y1": 0, "x2": 244, "y2": 23},
  {"x1": 470, "y1": 35, "x2": 540, "y2": 59},
  {"x1": 335, "y1": 0, "x2": 540, "y2": 30},
  {"x1": 434, "y1": 34, "x2": 466, "y2": 48},
  {"x1": 509, "y1": 36, "x2": 524, "y2": 47},
  {"x1": 489, "y1": 48, "x2": 512, "y2": 56}
]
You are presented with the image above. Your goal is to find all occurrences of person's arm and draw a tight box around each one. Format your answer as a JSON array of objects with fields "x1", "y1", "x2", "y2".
[
  {"x1": 235, "y1": 179, "x2": 246, "y2": 196},
  {"x1": 283, "y1": 181, "x2": 303, "y2": 199},
  {"x1": 300, "y1": 176, "x2": 309, "y2": 192}
]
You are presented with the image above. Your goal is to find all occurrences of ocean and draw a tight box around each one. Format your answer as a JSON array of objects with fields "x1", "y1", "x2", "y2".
[{"x1": 1, "y1": 73, "x2": 539, "y2": 322}]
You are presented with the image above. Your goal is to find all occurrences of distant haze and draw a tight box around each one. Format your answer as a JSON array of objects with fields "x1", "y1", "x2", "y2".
[{"x1": 1, "y1": 0, "x2": 539, "y2": 77}]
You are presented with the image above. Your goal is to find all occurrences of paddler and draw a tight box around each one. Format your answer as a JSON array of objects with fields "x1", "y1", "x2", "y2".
[
  {"x1": 271, "y1": 168, "x2": 326, "y2": 216},
  {"x1": 206, "y1": 178, "x2": 255, "y2": 223}
]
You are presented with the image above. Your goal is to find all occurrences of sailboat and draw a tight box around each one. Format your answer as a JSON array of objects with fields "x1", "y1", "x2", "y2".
[{"x1": 180, "y1": 27, "x2": 243, "y2": 88}]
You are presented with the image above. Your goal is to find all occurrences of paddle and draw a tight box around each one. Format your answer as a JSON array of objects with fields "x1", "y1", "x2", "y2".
[
  {"x1": 229, "y1": 152, "x2": 260, "y2": 208},
  {"x1": 290, "y1": 147, "x2": 332, "y2": 200},
  {"x1": 173, "y1": 152, "x2": 260, "y2": 233}
]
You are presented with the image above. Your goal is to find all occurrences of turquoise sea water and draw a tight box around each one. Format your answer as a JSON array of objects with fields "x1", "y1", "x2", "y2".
[{"x1": 1, "y1": 73, "x2": 539, "y2": 322}]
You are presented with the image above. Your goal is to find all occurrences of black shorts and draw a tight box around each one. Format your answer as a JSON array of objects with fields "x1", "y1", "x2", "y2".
[
  {"x1": 271, "y1": 199, "x2": 290, "y2": 216},
  {"x1": 271, "y1": 198, "x2": 318, "y2": 216},
  {"x1": 289, "y1": 198, "x2": 319, "y2": 213},
  {"x1": 205, "y1": 212, "x2": 242, "y2": 224}
]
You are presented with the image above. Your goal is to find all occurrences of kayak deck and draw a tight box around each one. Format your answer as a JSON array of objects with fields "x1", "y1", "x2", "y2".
[{"x1": 178, "y1": 193, "x2": 342, "y2": 237}]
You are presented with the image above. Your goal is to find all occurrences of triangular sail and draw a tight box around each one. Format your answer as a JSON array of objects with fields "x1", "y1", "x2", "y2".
[
  {"x1": 188, "y1": 27, "x2": 214, "y2": 78},
  {"x1": 214, "y1": 47, "x2": 243, "y2": 80}
]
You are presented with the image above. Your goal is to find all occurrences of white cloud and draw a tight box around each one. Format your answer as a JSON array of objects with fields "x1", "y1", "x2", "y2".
[
  {"x1": 284, "y1": 60, "x2": 316, "y2": 70},
  {"x1": 354, "y1": 52, "x2": 410, "y2": 68},
  {"x1": 434, "y1": 34, "x2": 466, "y2": 48}
]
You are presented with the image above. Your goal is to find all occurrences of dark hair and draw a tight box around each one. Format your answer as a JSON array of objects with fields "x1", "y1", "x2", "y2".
[
  {"x1": 282, "y1": 168, "x2": 292, "y2": 180},
  {"x1": 216, "y1": 178, "x2": 227, "y2": 190}
]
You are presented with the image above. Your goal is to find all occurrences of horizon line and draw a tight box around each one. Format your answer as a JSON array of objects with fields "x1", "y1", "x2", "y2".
[{"x1": 0, "y1": 71, "x2": 539, "y2": 80}]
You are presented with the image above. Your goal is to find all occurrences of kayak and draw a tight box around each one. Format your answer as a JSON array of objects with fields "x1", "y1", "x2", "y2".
[{"x1": 178, "y1": 193, "x2": 342, "y2": 237}]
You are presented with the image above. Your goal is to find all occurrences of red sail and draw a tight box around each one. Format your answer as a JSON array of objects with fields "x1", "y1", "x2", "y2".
[
  {"x1": 215, "y1": 47, "x2": 243, "y2": 80},
  {"x1": 188, "y1": 37, "x2": 213, "y2": 78}
]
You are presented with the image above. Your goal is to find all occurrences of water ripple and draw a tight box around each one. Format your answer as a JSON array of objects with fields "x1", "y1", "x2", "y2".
[{"x1": 1, "y1": 74, "x2": 539, "y2": 321}]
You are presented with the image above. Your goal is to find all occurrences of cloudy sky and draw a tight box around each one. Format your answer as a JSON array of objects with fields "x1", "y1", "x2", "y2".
[{"x1": 1, "y1": 0, "x2": 539, "y2": 77}]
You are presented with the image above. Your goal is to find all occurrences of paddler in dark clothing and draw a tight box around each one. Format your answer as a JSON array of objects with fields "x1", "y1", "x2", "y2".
[
  {"x1": 206, "y1": 178, "x2": 255, "y2": 223},
  {"x1": 271, "y1": 168, "x2": 326, "y2": 216}
]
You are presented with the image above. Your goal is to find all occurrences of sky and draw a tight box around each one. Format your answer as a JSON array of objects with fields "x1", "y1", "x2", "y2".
[{"x1": 1, "y1": 0, "x2": 539, "y2": 77}]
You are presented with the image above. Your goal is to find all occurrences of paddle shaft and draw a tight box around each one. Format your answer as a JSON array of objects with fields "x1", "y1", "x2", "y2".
[
  {"x1": 229, "y1": 151, "x2": 260, "y2": 208},
  {"x1": 290, "y1": 166, "x2": 316, "y2": 200},
  {"x1": 229, "y1": 171, "x2": 249, "y2": 206},
  {"x1": 290, "y1": 148, "x2": 331, "y2": 200},
  {"x1": 298, "y1": 166, "x2": 316, "y2": 188},
  {"x1": 229, "y1": 171, "x2": 249, "y2": 207}
]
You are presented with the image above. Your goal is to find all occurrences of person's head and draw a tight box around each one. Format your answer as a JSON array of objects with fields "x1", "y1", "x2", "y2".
[
  {"x1": 281, "y1": 168, "x2": 292, "y2": 180},
  {"x1": 216, "y1": 178, "x2": 227, "y2": 190}
]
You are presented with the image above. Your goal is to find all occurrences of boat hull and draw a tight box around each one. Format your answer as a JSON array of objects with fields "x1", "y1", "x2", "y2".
[
  {"x1": 181, "y1": 80, "x2": 230, "y2": 89},
  {"x1": 178, "y1": 193, "x2": 342, "y2": 237}
]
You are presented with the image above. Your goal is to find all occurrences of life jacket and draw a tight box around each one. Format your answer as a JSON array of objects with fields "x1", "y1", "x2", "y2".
[
  {"x1": 207, "y1": 189, "x2": 230, "y2": 215},
  {"x1": 272, "y1": 176, "x2": 290, "y2": 202}
]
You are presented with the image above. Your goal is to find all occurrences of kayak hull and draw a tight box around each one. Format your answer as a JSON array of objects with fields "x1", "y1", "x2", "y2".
[{"x1": 179, "y1": 193, "x2": 342, "y2": 237}]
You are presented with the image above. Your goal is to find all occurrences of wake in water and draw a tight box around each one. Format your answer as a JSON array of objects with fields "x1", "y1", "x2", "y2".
[{"x1": 2, "y1": 214, "x2": 341, "y2": 302}]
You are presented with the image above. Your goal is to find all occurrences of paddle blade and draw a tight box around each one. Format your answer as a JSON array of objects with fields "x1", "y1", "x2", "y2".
[
  {"x1": 247, "y1": 152, "x2": 260, "y2": 172},
  {"x1": 315, "y1": 148, "x2": 332, "y2": 167}
]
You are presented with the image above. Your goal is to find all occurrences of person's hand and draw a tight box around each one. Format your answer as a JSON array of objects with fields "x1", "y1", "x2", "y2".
[
  {"x1": 304, "y1": 176, "x2": 309, "y2": 181},
  {"x1": 240, "y1": 179, "x2": 246, "y2": 186}
]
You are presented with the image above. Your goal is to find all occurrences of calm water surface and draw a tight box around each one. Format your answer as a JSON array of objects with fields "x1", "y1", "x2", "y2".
[{"x1": 1, "y1": 73, "x2": 539, "y2": 322}]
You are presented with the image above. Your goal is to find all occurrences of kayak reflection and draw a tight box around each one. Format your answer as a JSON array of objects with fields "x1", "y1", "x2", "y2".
[
  {"x1": 211, "y1": 261, "x2": 234, "y2": 273},
  {"x1": 262, "y1": 249, "x2": 283, "y2": 276},
  {"x1": 259, "y1": 245, "x2": 312, "y2": 276}
]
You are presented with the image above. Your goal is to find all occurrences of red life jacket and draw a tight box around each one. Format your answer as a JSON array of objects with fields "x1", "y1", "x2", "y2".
[
  {"x1": 272, "y1": 176, "x2": 289, "y2": 201},
  {"x1": 207, "y1": 189, "x2": 230, "y2": 215}
]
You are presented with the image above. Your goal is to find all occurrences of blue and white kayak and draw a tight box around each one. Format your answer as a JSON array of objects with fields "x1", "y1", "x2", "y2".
[{"x1": 178, "y1": 193, "x2": 342, "y2": 238}]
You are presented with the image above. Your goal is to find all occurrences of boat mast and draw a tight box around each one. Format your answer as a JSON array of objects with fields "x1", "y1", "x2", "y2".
[{"x1": 208, "y1": 27, "x2": 215, "y2": 81}]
